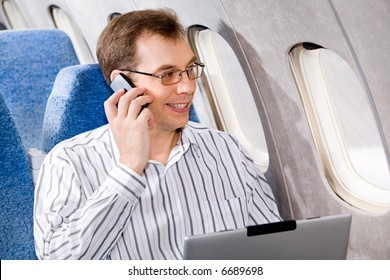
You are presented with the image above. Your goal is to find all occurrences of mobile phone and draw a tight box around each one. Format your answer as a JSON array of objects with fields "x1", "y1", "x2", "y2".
[
  {"x1": 110, "y1": 73, "x2": 149, "y2": 112},
  {"x1": 110, "y1": 73, "x2": 133, "y2": 92}
]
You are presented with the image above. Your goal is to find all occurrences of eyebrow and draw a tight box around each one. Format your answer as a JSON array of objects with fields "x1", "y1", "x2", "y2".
[{"x1": 154, "y1": 56, "x2": 197, "y2": 73}]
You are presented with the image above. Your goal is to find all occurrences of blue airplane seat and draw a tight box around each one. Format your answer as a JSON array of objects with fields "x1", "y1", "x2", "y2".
[
  {"x1": 0, "y1": 29, "x2": 79, "y2": 150},
  {"x1": 41, "y1": 64, "x2": 110, "y2": 153},
  {"x1": 41, "y1": 63, "x2": 199, "y2": 153},
  {"x1": 0, "y1": 93, "x2": 36, "y2": 260}
]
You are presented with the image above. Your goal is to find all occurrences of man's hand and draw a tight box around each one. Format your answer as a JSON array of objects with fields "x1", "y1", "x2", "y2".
[{"x1": 104, "y1": 88, "x2": 154, "y2": 176}]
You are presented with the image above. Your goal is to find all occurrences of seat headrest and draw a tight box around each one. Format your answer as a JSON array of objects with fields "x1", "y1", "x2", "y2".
[
  {"x1": 41, "y1": 64, "x2": 110, "y2": 152},
  {"x1": 0, "y1": 29, "x2": 79, "y2": 149}
]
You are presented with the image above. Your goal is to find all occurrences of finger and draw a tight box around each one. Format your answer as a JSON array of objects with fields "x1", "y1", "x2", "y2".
[
  {"x1": 127, "y1": 95, "x2": 154, "y2": 120},
  {"x1": 117, "y1": 88, "x2": 145, "y2": 118},
  {"x1": 104, "y1": 88, "x2": 126, "y2": 122},
  {"x1": 138, "y1": 107, "x2": 154, "y2": 128}
]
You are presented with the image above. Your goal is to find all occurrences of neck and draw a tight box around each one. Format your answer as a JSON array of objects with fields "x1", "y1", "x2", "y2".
[{"x1": 150, "y1": 128, "x2": 180, "y2": 165}]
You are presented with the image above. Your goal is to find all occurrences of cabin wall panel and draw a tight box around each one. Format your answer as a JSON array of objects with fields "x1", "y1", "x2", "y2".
[
  {"x1": 64, "y1": 0, "x2": 137, "y2": 61},
  {"x1": 220, "y1": 0, "x2": 351, "y2": 216},
  {"x1": 12, "y1": 0, "x2": 56, "y2": 28},
  {"x1": 221, "y1": 0, "x2": 390, "y2": 259}
]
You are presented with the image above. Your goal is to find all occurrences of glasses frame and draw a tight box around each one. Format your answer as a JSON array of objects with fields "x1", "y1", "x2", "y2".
[{"x1": 121, "y1": 62, "x2": 205, "y2": 85}]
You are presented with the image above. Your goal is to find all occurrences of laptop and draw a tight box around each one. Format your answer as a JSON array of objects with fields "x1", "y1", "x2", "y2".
[{"x1": 183, "y1": 214, "x2": 352, "y2": 260}]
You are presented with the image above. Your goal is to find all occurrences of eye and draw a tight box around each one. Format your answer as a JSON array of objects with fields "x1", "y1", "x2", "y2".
[
  {"x1": 161, "y1": 70, "x2": 178, "y2": 78},
  {"x1": 160, "y1": 69, "x2": 181, "y2": 85}
]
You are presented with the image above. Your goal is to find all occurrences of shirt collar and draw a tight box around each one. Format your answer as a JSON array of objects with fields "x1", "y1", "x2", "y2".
[{"x1": 180, "y1": 123, "x2": 198, "y2": 147}]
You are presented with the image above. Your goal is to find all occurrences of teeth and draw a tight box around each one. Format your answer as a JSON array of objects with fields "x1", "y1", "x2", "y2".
[{"x1": 168, "y1": 103, "x2": 187, "y2": 109}]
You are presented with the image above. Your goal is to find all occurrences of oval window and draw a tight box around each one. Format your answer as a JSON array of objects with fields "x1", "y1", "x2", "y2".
[
  {"x1": 289, "y1": 44, "x2": 390, "y2": 213},
  {"x1": 188, "y1": 26, "x2": 269, "y2": 172},
  {"x1": 50, "y1": 6, "x2": 94, "y2": 64},
  {"x1": 2, "y1": 0, "x2": 28, "y2": 29}
]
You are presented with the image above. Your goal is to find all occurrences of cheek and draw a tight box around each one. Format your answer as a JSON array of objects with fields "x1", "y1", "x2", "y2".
[
  {"x1": 145, "y1": 86, "x2": 173, "y2": 103},
  {"x1": 145, "y1": 90, "x2": 169, "y2": 113}
]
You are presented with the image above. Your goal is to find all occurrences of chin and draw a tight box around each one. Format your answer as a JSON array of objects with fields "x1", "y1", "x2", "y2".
[{"x1": 175, "y1": 119, "x2": 188, "y2": 131}]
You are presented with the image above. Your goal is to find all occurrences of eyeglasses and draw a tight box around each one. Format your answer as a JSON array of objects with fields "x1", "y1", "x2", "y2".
[{"x1": 121, "y1": 62, "x2": 205, "y2": 85}]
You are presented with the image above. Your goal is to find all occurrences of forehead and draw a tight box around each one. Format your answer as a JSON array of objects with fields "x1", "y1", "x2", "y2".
[{"x1": 135, "y1": 34, "x2": 195, "y2": 71}]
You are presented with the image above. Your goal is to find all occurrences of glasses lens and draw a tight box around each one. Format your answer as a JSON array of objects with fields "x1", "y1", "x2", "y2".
[
  {"x1": 162, "y1": 70, "x2": 181, "y2": 85},
  {"x1": 161, "y1": 63, "x2": 204, "y2": 85},
  {"x1": 187, "y1": 65, "x2": 197, "y2": 79}
]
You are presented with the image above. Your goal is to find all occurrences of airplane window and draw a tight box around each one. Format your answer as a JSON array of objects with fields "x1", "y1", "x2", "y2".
[
  {"x1": 2, "y1": 0, "x2": 28, "y2": 29},
  {"x1": 50, "y1": 6, "x2": 94, "y2": 64},
  {"x1": 188, "y1": 26, "x2": 269, "y2": 172},
  {"x1": 289, "y1": 43, "x2": 390, "y2": 214},
  {"x1": 191, "y1": 77, "x2": 219, "y2": 130}
]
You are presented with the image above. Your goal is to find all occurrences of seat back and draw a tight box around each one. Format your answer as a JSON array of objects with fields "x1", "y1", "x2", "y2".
[
  {"x1": 0, "y1": 93, "x2": 36, "y2": 260},
  {"x1": 41, "y1": 64, "x2": 199, "y2": 153},
  {"x1": 0, "y1": 29, "x2": 79, "y2": 149},
  {"x1": 41, "y1": 64, "x2": 110, "y2": 153}
]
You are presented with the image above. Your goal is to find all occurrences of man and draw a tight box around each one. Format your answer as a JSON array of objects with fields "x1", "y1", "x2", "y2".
[{"x1": 34, "y1": 9, "x2": 281, "y2": 260}]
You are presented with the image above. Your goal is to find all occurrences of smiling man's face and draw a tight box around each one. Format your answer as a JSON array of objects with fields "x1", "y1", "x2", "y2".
[{"x1": 130, "y1": 34, "x2": 197, "y2": 133}]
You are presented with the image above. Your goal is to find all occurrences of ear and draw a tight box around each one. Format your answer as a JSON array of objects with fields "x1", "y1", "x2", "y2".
[{"x1": 110, "y1": 70, "x2": 122, "y2": 82}]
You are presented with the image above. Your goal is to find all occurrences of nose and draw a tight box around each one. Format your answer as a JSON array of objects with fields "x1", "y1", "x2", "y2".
[{"x1": 176, "y1": 71, "x2": 195, "y2": 95}]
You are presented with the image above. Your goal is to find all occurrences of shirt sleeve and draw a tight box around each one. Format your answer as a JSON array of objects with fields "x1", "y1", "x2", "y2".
[
  {"x1": 34, "y1": 153, "x2": 145, "y2": 260},
  {"x1": 238, "y1": 143, "x2": 283, "y2": 225}
]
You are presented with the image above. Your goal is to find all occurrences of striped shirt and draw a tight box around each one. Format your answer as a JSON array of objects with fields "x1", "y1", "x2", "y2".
[{"x1": 34, "y1": 121, "x2": 282, "y2": 260}]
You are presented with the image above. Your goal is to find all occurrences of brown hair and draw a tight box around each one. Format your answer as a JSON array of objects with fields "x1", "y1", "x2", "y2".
[{"x1": 96, "y1": 8, "x2": 186, "y2": 83}]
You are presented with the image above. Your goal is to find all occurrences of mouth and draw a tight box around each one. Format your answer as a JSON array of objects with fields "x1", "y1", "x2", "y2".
[
  {"x1": 166, "y1": 102, "x2": 190, "y2": 113},
  {"x1": 168, "y1": 103, "x2": 188, "y2": 109}
]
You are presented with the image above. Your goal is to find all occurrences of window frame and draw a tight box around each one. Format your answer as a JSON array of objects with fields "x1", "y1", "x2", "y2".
[
  {"x1": 188, "y1": 26, "x2": 270, "y2": 172},
  {"x1": 289, "y1": 43, "x2": 390, "y2": 214}
]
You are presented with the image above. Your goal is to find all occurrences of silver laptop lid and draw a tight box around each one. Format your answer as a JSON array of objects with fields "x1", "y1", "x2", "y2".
[{"x1": 183, "y1": 214, "x2": 352, "y2": 260}]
